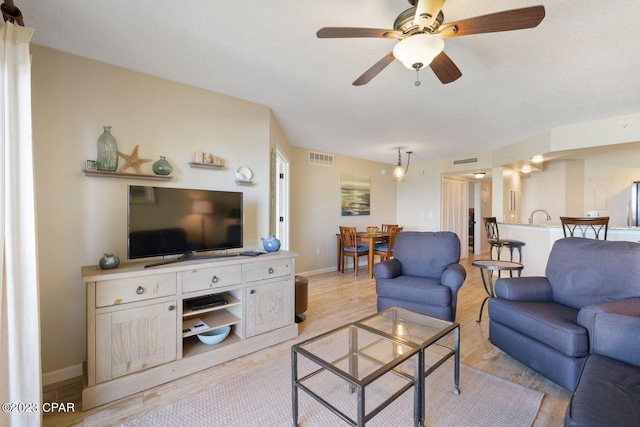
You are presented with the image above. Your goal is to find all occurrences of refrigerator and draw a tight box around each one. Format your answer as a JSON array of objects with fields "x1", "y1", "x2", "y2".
[{"x1": 631, "y1": 181, "x2": 640, "y2": 226}]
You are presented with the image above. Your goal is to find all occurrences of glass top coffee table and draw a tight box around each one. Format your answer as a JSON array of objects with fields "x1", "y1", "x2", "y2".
[{"x1": 291, "y1": 307, "x2": 459, "y2": 427}]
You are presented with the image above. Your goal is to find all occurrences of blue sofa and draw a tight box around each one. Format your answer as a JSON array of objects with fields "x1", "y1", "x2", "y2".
[
  {"x1": 564, "y1": 312, "x2": 640, "y2": 426},
  {"x1": 488, "y1": 237, "x2": 640, "y2": 390},
  {"x1": 373, "y1": 231, "x2": 466, "y2": 321}
]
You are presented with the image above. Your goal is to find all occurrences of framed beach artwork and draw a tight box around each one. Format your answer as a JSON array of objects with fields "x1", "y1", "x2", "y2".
[{"x1": 341, "y1": 174, "x2": 370, "y2": 216}]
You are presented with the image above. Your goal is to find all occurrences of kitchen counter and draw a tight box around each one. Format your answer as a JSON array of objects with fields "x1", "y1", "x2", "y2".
[{"x1": 494, "y1": 223, "x2": 640, "y2": 275}]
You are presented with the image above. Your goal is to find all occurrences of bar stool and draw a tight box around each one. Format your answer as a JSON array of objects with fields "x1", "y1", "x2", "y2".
[
  {"x1": 560, "y1": 217, "x2": 609, "y2": 240},
  {"x1": 483, "y1": 217, "x2": 525, "y2": 263}
]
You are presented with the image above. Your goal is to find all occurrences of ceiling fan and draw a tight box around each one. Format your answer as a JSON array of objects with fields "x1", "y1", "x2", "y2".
[{"x1": 317, "y1": 0, "x2": 545, "y2": 86}]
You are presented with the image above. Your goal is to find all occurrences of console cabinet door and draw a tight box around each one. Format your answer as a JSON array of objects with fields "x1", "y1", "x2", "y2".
[
  {"x1": 95, "y1": 301, "x2": 177, "y2": 383},
  {"x1": 244, "y1": 279, "x2": 293, "y2": 338}
]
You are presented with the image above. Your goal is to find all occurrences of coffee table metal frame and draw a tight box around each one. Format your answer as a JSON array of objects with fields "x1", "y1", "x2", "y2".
[
  {"x1": 472, "y1": 259, "x2": 524, "y2": 323},
  {"x1": 291, "y1": 323, "x2": 420, "y2": 427},
  {"x1": 291, "y1": 307, "x2": 460, "y2": 427},
  {"x1": 356, "y1": 307, "x2": 460, "y2": 427}
]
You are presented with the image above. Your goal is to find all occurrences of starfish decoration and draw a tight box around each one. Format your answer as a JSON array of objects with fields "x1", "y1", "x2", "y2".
[{"x1": 118, "y1": 145, "x2": 152, "y2": 174}]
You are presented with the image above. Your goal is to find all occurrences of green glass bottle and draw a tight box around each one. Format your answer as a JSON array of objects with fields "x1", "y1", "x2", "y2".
[
  {"x1": 152, "y1": 156, "x2": 173, "y2": 175},
  {"x1": 96, "y1": 126, "x2": 118, "y2": 171}
]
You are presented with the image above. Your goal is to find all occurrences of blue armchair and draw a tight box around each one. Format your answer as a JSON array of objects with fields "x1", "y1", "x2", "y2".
[
  {"x1": 488, "y1": 237, "x2": 640, "y2": 390},
  {"x1": 373, "y1": 231, "x2": 466, "y2": 321},
  {"x1": 564, "y1": 312, "x2": 640, "y2": 426}
]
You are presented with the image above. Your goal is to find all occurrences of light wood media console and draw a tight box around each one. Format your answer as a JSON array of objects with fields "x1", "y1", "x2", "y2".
[{"x1": 81, "y1": 251, "x2": 298, "y2": 409}]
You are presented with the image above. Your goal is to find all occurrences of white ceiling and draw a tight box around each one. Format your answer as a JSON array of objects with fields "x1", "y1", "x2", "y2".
[{"x1": 17, "y1": 0, "x2": 640, "y2": 165}]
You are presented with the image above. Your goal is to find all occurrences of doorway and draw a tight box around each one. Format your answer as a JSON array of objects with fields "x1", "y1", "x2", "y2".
[
  {"x1": 274, "y1": 148, "x2": 289, "y2": 250},
  {"x1": 442, "y1": 176, "x2": 484, "y2": 258},
  {"x1": 441, "y1": 175, "x2": 468, "y2": 259},
  {"x1": 469, "y1": 181, "x2": 481, "y2": 255}
]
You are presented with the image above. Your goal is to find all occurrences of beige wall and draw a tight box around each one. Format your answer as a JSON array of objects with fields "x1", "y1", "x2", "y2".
[
  {"x1": 30, "y1": 44, "x2": 640, "y2": 382},
  {"x1": 290, "y1": 148, "x2": 398, "y2": 274},
  {"x1": 31, "y1": 45, "x2": 275, "y2": 376},
  {"x1": 31, "y1": 46, "x2": 397, "y2": 379},
  {"x1": 583, "y1": 151, "x2": 640, "y2": 226}
]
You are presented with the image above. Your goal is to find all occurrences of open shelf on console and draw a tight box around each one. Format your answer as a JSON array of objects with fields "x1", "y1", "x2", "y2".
[
  {"x1": 182, "y1": 329, "x2": 241, "y2": 358},
  {"x1": 182, "y1": 293, "x2": 241, "y2": 318},
  {"x1": 181, "y1": 309, "x2": 241, "y2": 338}
]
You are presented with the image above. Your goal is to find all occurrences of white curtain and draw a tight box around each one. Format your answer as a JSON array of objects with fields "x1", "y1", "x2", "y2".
[{"x1": 0, "y1": 22, "x2": 41, "y2": 427}]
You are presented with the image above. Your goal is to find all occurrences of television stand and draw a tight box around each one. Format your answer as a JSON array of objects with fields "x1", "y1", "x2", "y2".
[
  {"x1": 144, "y1": 252, "x2": 239, "y2": 268},
  {"x1": 81, "y1": 251, "x2": 298, "y2": 409}
]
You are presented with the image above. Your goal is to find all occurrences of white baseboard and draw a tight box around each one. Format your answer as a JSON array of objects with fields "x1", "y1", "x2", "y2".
[
  {"x1": 297, "y1": 266, "x2": 336, "y2": 277},
  {"x1": 42, "y1": 364, "x2": 83, "y2": 386},
  {"x1": 298, "y1": 259, "x2": 371, "y2": 278}
]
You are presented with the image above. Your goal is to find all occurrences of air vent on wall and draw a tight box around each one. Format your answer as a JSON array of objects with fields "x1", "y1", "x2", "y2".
[
  {"x1": 453, "y1": 157, "x2": 478, "y2": 165},
  {"x1": 308, "y1": 151, "x2": 334, "y2": 166}
]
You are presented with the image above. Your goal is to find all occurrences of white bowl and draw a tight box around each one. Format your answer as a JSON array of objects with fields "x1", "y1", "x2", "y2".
[{"x1": 197, "y1": 325, "x2": 231, "y2": 345}]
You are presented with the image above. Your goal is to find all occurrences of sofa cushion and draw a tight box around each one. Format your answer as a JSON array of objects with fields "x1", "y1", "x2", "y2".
[
  {"x1": 489, "y1": 299, "x2": 587, "y2": 357},
  {"x1": 376, "y1": 275, "x2": 451, "y2": 306},
  {"x1": 546, "y1": 238, "x2": 640, "y2": 310},
  {"x1": 392, "y1": 232, "x2": 460, "y2": 279},
  {"x1": 565, "y1": 354, "x2": 640, "y2": 427}
]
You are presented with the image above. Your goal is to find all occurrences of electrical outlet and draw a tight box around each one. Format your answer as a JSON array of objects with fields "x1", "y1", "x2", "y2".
[{"x1": 316, "y1": 248, "x2": 320, "y2": 255}]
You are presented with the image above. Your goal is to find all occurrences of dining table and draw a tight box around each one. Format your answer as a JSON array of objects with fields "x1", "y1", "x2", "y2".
[{"x1": 336, "y1": 231, "x2": 390, "y2": 278}]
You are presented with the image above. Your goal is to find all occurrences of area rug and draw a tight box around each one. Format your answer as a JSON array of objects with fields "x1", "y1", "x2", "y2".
[{"x1": 126, "y1": 355, "x2": 543, "y2": 427}]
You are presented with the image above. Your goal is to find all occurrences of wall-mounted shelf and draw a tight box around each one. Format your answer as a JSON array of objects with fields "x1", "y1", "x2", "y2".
[
  {"x1": 82, "y1": 169, "x2": 172, "y2": 181},
  {"x1": 189, "y1": 162, "x2": 225, "y2": 170}
]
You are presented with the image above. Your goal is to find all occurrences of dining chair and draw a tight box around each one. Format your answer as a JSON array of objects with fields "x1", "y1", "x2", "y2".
[
  {"x1": 374, "y1": 226, "x2": 403, "y2": 261},
  {"x1": 381, "y1": 224, "x2": 398, "y2": 233},
  {"x1": 483, "y1": 217, "x2": 525, "y2": 263},
  {"x1": 339, "y1": 226, "x2": 370, "y2": 275},
  {"x1": 560, "y1": 217, "x2": 609, "y2": 240}
]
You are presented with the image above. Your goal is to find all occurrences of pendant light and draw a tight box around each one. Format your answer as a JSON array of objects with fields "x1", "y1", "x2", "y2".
[{"x1": 393, "y1": 149, "x2": 413, "y2": 182}]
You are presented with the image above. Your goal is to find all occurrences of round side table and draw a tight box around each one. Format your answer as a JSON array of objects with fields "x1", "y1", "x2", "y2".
[{"x1": 472, "y1": 259, "x2": 523, "y2": 323}]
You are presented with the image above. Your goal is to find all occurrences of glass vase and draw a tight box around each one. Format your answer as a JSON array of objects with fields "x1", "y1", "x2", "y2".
[
  {"x1": 152, "y1": 156, "x2": 173, "y2": 175},
  {"x1": 96, "y1": 126, "x2": 118, "y2": 171}
]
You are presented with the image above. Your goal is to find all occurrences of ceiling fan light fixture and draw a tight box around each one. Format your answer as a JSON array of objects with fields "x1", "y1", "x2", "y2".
[{"x1": 393, "y1": 33, "x2": 445, "y2": 70}]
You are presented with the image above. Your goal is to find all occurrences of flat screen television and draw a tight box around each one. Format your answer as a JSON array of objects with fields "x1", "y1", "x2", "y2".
[{"x1": 128, "y1": 185, "x2": 243, "y2": 266}]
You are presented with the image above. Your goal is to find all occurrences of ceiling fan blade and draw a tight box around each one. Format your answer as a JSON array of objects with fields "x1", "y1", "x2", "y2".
[
  {"x1": 353, "y1": 52, "x2": 396, "y2": 86},
  {"x1": 429, "y1": 51, "x2": 461, "y2": 84},
  {"x1": 437, "y1": 5, "x2": 545, "y2": 39},
  {"x1": 317, "y1": 27, "x2": 402, "y2": 39},
  {"x1": 415, "y1": 0, "x2": 447, "y2": 30}
]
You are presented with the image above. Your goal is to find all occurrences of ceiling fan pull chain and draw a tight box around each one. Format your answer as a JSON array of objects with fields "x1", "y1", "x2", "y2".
[{"x1": 415, "y1": 69, "x2": 421, "y2": 86}]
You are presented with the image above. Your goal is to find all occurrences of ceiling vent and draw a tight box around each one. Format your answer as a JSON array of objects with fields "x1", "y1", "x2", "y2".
[
  {"x1": 308, "y1": 151, "x2": 334, "y2": 166},
  {"x1": 453, "y1": 157, "x2": 478, "y2": 165}
]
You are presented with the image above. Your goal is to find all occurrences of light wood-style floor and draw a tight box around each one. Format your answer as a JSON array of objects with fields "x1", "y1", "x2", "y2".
[{"x1": 43, "y1": 253, "x2": 571, "y2": 427}]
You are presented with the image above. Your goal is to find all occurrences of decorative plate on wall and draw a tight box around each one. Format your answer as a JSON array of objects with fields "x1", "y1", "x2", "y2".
[{"x1": 235, "y1": 166, "x2": 253, "y2": 185}]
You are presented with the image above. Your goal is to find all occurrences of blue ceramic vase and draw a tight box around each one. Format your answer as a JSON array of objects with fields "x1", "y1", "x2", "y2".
[{"x1": 261, "y1": 236, "x2": 281, "y2": 252}]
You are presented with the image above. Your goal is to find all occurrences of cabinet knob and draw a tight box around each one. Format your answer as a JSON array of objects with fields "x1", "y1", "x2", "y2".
[
  {"x1": 211, "y1": 275, "x2": 219, "y2": 283},
  {"x1": 250, "y1": 289, "x2": 255, "y2": 294},
  {"x1": 136, "y1": 286, "x2": 145, "y2": 295},
  {"x1": 168, "y1": 305, "x2": 175, "y2": 311},
  {"x1": 268, "y1": 267, "x2": 274, "y2": 274}
]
